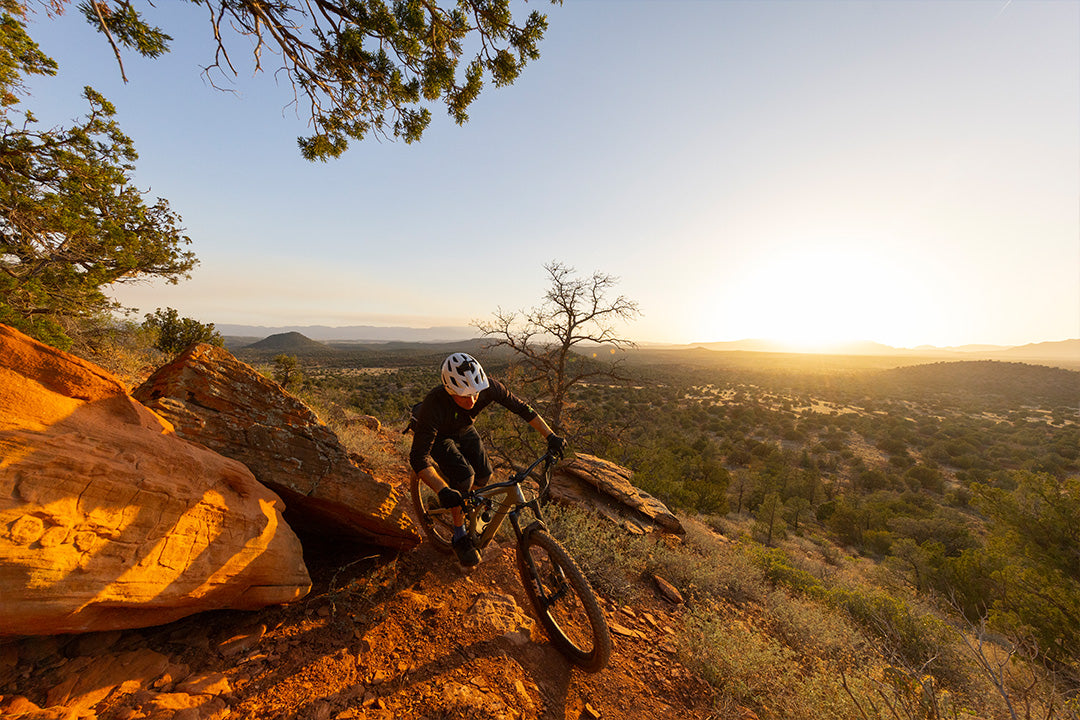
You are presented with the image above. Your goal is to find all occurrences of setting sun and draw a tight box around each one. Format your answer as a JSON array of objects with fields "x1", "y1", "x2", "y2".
[{"x1": 715, "y1": 244, "x2": 921, "y2": 351}]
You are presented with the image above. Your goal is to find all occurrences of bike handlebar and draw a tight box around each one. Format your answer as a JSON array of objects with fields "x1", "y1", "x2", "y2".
[{"x1": 469, "y1": 451, "x2": 558, "y2": 499}]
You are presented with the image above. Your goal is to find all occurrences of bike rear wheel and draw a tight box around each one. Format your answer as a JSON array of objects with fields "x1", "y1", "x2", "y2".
[
  {"x1": 409, "y1": 474, "x2": 454, "y2": 553},
  {"x1": 516, "y1": 528, "x2": 611, "y2": 672}
]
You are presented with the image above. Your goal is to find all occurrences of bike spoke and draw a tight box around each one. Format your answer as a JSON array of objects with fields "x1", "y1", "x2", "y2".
[
  {"x1": 410, "y1": 475, "x2": 455, "y2": 552},
  {"x1": 428, "y1": 511, "x2": 454, "y2": 531}
]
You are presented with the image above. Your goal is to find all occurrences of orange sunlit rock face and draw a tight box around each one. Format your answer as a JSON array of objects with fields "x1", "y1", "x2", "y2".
[
  {"x1": 133, "y1": 343, "x2": 420, "y2": 550},
  {"x1": 550, "y1": 453, "x2": 684, "y2": 535},
  {"x1": 0, "y1": 324, "x2": 311, "y2": 636}
]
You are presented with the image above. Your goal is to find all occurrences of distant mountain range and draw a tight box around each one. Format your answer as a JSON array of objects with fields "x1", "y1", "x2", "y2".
[
  {"x1": 218, "y1": 324, "x2": 1078, "y2": 366},
  {"x1": 218, "y1": 324, "x2": 478, "y2": 343},
  {"x1": 688, "y1": 338, "x2": 1080, "y2": 361}
]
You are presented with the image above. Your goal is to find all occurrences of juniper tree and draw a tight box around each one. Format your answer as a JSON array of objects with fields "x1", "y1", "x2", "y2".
[
  {"x1": 69, "y1": 0, "x2": 559, "y2": 159},
  {"x1": 142, "y1": 307, "x2": 222, "y2": 355},
  {"x1": 0, "y1": 0, "x2": 195, "y2": 348},
  {"x1": 273, "y1": 353, "x2": 303, "y2": 392},
  {"x1": 965, "y1": 472, "x2": 1080, "y2": 671}
]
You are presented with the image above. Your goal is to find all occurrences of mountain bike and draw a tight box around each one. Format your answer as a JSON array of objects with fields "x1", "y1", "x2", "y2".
[{"x1": 410, "y1": 451, "x2": 612, "y2": 673}]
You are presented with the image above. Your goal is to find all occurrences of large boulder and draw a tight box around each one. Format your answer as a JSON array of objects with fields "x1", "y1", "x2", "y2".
[
  {"x1": 133, "y1": 344, "x2": 419, "y2": 550},
  {"x1": 551, "y1": 454, "x2": 684, "y2": 534},
  {"x1": 0, "y1": 324, "x2": 311, "y2": 636}
]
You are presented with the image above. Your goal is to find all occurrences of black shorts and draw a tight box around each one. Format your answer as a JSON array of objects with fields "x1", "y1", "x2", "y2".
[{"x1": 430, "y1": 427, "x2": 493, "y2": 492}]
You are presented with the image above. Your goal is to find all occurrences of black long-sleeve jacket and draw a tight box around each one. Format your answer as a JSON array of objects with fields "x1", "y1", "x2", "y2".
[{"x1": 408, "y1": 378, "x2": 537, "y2": 473}]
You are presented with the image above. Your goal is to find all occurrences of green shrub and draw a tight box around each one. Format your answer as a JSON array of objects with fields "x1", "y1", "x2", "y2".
[
  {"x1": 827, "y1": 586, "x2": 954, "y2": 674},
  {"x1": 749, "y1": 544, "x2": 962, "y2": 681},
  {"x1": 142, "y1": 307, "x2": 223, "y2": 355},
  {"x1": 863, "y1": 529, "x2": 894, "y2": 556},
  {"x1": 752, "y1": 546, "x2": 824, "y2": 597}
]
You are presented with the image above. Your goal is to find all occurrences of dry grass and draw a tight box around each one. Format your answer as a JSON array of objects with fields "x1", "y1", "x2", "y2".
[
  {"x1": 70, "y1": 331, "x2": 167, "y2": 390},
  {"x1": 544, "y1": 507, "x2": 1073, "y2": 719},
  {"x1": 763, "y1": 589, "x2": 866, "y2": 663},
  {"x1": 677, "y1": 607, "x2": 874, "y2": 720},
  {"x1": 542, "y1": 503, "x2": 650, "y2": 602},
  {"x1": 301, "y1": 392, "x2": 409, "y2": 477}
]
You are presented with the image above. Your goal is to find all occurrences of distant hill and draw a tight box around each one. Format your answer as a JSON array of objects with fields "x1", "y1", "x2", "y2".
[
  {"x1": 244, "y1": 332, "x2": 337, "y2": 354},
  {"x1": 229, "y1": 336, "x2": 513, "y2": 368},
  {"x1": 877, "y1": 360, "x2": 1079, "y2": 408},
  {"x1": 915, "y1": 343, "x2": 1007, "y2": 353},
  {"x1": 993, "y1": 338, "x2": 1080, "y2": 360}
]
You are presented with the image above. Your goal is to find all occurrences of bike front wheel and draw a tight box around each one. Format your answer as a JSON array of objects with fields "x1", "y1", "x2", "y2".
[
  {"x1": 516, "y1": 528, "x2": 611, "y2": 672},
  {"x1": 409, "y1": 474, "x2": 454, "y2": 553}
]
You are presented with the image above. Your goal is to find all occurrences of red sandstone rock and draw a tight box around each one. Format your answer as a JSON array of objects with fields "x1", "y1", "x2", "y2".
[
  {"x1": 550, "y1": 453, "x2": 684, "y2": 534},
  {"x1": 0, "y1": 324, "x2": 311, "y2": 636},
  {"x1": 45, "y1": 648, "x2": 171, "y2": 712},
  {"x1": 133, "y1": 344, "x2": 419, "y2": 550},
  {"x1": 651, "y1": 573, "x2": 685, "y2": 605}
]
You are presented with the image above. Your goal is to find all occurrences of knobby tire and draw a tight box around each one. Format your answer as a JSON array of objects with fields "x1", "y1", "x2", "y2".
[{"x1": 516, "y1": 528, "x2": 611, "y2": 673}]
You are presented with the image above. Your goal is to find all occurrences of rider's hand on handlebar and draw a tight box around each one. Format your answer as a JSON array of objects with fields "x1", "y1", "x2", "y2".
[
  {"x1": 547, "y1": 433, "x2": 567, "y2": 460},
  {"x1": 438, "y1": 487, "x2": 464, "y2": 509}
]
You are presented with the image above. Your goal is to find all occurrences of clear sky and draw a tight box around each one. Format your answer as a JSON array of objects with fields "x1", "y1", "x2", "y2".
[{"x1": 24, "y1": 0, "x2": 1080, "y2": 348}]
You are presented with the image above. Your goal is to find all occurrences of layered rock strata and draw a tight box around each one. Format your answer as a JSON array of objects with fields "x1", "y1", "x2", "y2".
[
  {"x1": 133, "y1": 344, "x2": 419, "y2": 550},
  {"x1": 550, "y1": 453, "x2": 684, "y2": 534}
]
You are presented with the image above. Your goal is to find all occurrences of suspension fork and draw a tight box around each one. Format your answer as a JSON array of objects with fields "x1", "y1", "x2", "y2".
[{"x1": 512, "y1": 508, "x2": 573, "y2": 607}]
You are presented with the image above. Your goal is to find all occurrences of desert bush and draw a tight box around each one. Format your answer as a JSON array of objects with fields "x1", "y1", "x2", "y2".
[
  {"x1": 542, "y1": 504, "x2": 649, "y2": 602},
  {"x1": 332, "y1": 421, "x2": 405, "y2": 476},
  {"x1": 67, "y1": 318, "x2": 166, "y2": 388},
  {"x1": 841, "y1": 666, "x2": 968, "y2": 720},
  {"x1": 863, "y1": 529, "x2": 894, "y2": 556},
  {"x1": 828, "y1": 585, "x2": 963, "y2": 684},
  {"x1": 754, "y1": 546, "x2": 825, "y2": 596},
  {"x1": 764, "y1": 589, "x2": 866, "y2": 664},
  {"x1": 679, "y1": 610, "x2": 799, "y2": 709},
  {"x1": 646, "y1": 538, "x2": 768, "y2": 607},
  {"x1": 301, "y1": 393, "x2": 405, "y2": 476},
  {"x1": 544, "y1": 509, "x2": 772, "y2": 608},
  {"x1": 678, "y1": 608, "x2": 870, "y2": 720},
  {"x1": 646, "y1": 519, "x2": 770, "y2": 606},
  {"x1": 750, "y1": 544, "x2": 966, "y2": 685}
]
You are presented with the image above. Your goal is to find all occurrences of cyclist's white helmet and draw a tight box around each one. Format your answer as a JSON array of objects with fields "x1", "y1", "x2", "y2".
[{"x1": 441, "y1": 352, "x2": 490, "y2": 396}]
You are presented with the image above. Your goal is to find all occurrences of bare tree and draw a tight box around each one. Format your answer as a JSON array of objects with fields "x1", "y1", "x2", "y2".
[
  {"x1": 947, "y1": 597, "x2": 1079, "y2": 720},
  {"x1": 475, "y1": 261, "x2": 640, "y2": 434}
]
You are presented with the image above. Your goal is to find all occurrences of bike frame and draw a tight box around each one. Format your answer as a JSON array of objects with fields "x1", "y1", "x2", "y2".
[
  {"x1": 413, "y1": 450, "x2": 611, "y2": 672},
  {"x1": 428, "y1": 452, "x2": 555, "y2": 549}
]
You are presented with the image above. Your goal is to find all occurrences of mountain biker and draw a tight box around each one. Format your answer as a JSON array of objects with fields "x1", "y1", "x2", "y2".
[{"x1": 409, "y1": 352, "x2": 566, "y2": 567}]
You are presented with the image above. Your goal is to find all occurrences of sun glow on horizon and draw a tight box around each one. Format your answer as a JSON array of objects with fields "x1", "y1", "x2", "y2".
[{"x1": 713, "y1": 244, "x2": 929, "y2": 350}]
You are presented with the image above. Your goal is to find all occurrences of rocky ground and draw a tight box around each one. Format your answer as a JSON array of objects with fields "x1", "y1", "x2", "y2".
[{"x1": 0, "y1": 495, "x2": 719, "y2": 720}]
